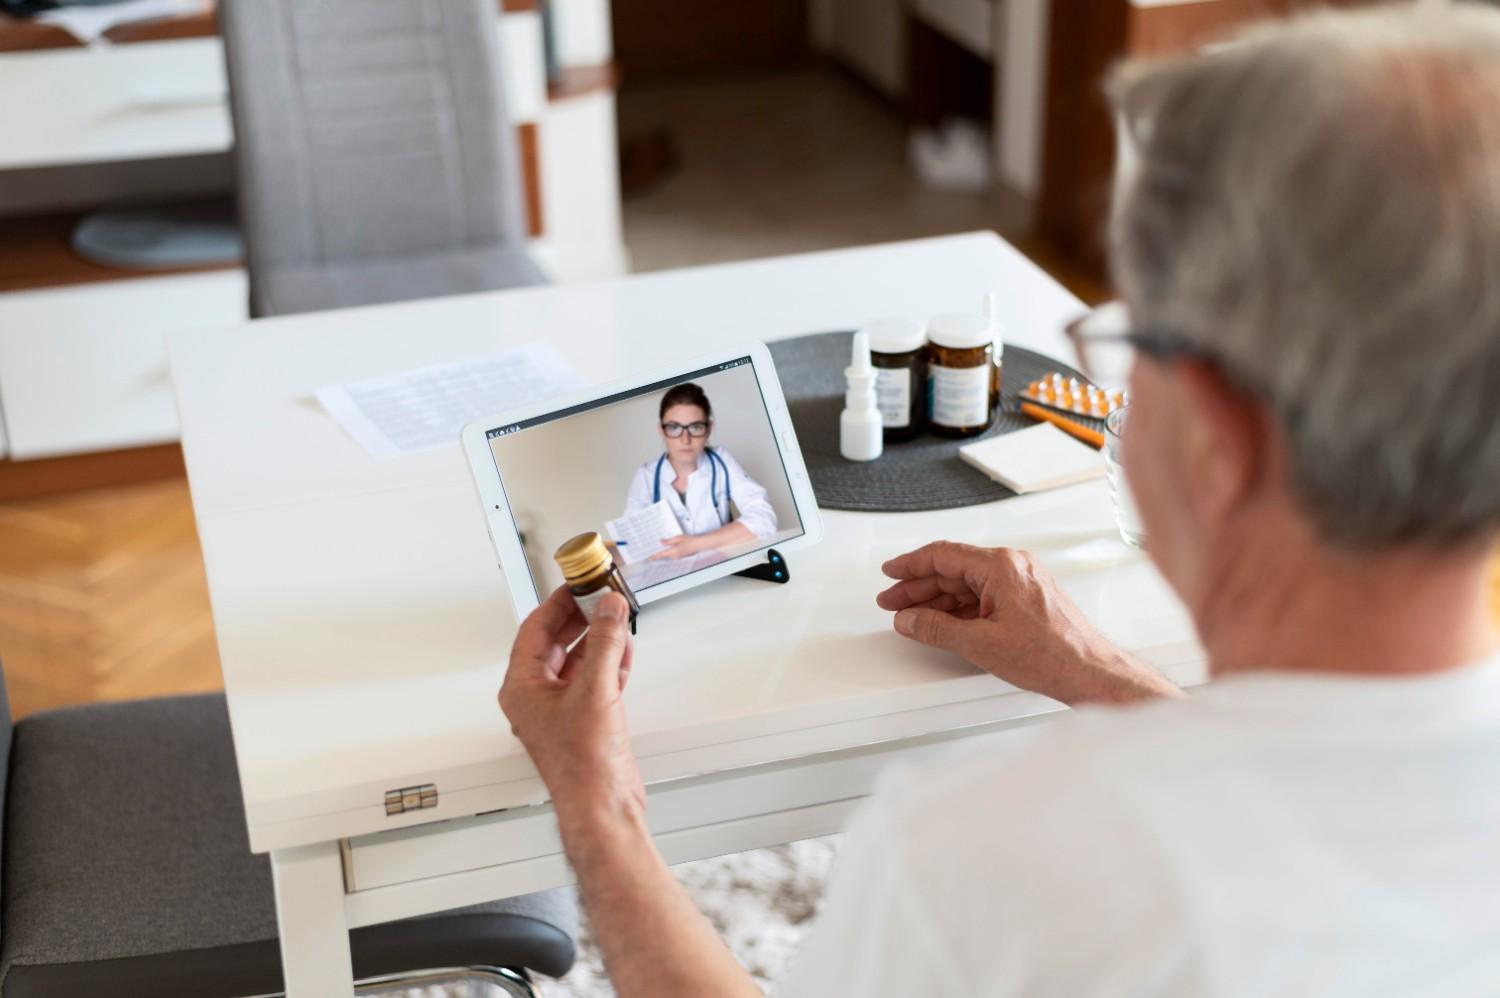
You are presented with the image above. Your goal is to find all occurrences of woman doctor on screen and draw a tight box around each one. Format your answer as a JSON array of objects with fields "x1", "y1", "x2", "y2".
[{"x1": 623, "y1": 383, "x2": 778, "y2": 560}]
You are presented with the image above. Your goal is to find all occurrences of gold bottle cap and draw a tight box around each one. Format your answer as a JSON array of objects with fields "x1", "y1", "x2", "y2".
[{"x1": 554, "y1": 531, "x2": 610, "y2": 582}]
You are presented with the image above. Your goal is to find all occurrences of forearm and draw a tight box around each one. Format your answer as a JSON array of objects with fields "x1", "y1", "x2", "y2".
[
  {"x1": 1061, "y1": 645, "x2": 1184, "y2": 706},
  {"x1": 556, "y1": 796, "x2": 761, "y2": 998},
  {"x1": 697, "y1": 521, "x2": 756, "y2": 549}
]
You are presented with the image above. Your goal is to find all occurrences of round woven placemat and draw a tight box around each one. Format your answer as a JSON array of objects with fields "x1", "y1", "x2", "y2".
[{"x1": 768, "y1": 331, "x2": 1099, "y2": 512}]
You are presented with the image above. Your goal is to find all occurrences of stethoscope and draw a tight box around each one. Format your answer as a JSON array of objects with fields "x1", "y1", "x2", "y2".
[{"x1": 653, "y1": 448, "x2": 733, "y2": 527}]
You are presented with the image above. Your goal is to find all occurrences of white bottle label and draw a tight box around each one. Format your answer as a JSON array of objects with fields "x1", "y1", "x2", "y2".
[
  {"x1": 929, "y1": 364, "x2": 991, "y2": 428},
  {"x1": 874, "y1": 368, "x2": 911, "y2": 428},
  {"x1": 572, "y1": 587, "x2": 608, "y2": 622}
]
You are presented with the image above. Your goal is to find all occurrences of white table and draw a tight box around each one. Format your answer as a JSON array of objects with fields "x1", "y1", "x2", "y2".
[{"x1": 168, "y1": 231, "x2": 1203, "y2": 995}]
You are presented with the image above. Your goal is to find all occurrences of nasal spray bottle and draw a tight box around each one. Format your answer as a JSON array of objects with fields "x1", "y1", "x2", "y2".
[{"x1": 840, "y1": 329, "x2": 883, "y2": 461}]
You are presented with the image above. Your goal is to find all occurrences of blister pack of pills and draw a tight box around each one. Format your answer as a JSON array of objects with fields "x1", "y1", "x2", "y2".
[{"x1": 1021, "y1": 373, "x2": 1127, "y2": 419}]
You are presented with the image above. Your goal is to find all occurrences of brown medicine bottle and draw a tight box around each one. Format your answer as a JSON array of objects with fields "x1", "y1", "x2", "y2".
[
  {"x1": 864, "y1": 318, "x2": 928, "y2": 442},
  {"x1": 926, "y1": 313, "x2": 1000, "y2": 437},
  {"x1": 554, "y1": 532, "x2": 640, "y2": 628}
]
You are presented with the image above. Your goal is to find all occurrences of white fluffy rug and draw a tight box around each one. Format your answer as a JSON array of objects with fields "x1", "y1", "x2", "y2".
[
  {"x1": 542, "y1": 836, "x2": 844, "y2": 996},
  {"x1": 379, "y1": 837, "x2": 844, "y2": 998}
]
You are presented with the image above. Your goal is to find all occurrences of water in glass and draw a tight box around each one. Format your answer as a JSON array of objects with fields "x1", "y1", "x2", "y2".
[{"x1": 1104, "y1": 405, "x2": 1146, "y2": 548}]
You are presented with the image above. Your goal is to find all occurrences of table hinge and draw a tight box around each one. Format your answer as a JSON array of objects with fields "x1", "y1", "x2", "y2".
[{"x1": 384, "y1": 783, "x2": 438, "y2": 815}]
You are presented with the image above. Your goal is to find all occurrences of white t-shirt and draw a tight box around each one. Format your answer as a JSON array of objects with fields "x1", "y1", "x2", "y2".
[{"x1": 779, "y1": 656, "x2": 1500, "y2": 997}]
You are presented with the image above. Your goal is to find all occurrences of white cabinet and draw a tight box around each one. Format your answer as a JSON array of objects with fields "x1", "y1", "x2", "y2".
[
  {"x1": 0, "y1": 271, "x2": 247, "y2": 459},
  {"x1": 0, "y1": 5, "x2": 624, "y2": 462},
  {"x1": 552, "y1": 0, "x2": 613, "y2": 65},
  {"x1": 535, "y1": 91, "x2": 628, "y2": 282},
  {"x1": 0, "y1": 38, "x2": 229, "y2": 173}
]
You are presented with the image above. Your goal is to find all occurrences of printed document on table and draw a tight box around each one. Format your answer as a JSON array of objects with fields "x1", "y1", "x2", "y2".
[
  {"x1": 604, "y1": 500, "x2": 683, "y2": 564},
  {"x1": 316, "y1": 343, "x2": 584, "y2": 459}
]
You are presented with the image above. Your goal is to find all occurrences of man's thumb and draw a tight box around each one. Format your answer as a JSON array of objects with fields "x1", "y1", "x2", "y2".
[
  {"x1": 580, "y1": 592, "x2": 631, "y2": 694},
  {"x1": 893, "y1": 607, "x2": 982, "y2": 658}
]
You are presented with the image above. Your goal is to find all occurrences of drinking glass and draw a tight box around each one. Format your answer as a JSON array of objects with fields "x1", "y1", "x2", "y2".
[{"x1": 1103, "y1": 405, "x2": 1146, "y2": 549}]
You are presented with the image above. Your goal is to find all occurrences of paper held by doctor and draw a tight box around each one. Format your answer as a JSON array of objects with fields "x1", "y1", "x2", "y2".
[{"x1": 605, "y1": 500, "x2": 681, "y2": 564}]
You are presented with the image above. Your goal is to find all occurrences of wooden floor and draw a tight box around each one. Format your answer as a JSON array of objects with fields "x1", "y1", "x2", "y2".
[{"x1": 0, "y1": 478, "x2": 221, "y2": 718}]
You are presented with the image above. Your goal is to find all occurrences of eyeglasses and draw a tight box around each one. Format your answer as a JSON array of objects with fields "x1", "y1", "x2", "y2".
[
  {"x1": 1063, "y1": 302, "x2": 1214, "y2": 389},
  {"x1": 661, "y1": 420, "x2": 710, "y2": 439}
]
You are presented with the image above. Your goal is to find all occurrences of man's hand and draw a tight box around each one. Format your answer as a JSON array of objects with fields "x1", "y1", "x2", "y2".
[
  {"x1": 500, "y1": 587, "x2": 645, "y2": 824},
  {"x1": 877, "y1": 541, "x2": 1181, "y2": 705},
  {"x1": 501, "y1": 588, "x2": 763, "y2": 998}
]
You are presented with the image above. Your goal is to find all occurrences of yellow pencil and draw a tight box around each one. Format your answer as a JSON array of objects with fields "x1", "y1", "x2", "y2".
[{"x1": 1019, "y1": 401, "x2": 1106, "y2": 449}]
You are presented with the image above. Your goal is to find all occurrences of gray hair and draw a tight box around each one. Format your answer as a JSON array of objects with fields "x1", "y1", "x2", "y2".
[{"x1": 1109, "y1": 4, "x2": 1500, "y2": 549}]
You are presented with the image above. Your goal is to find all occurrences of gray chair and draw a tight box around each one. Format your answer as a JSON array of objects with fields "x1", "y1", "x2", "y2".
[
  {"x1": 0, "y1": 671, "x2": 577, "y2": 997},
  {"x1": 220, "y1": 0, "x2": 547, "y2": 318}
]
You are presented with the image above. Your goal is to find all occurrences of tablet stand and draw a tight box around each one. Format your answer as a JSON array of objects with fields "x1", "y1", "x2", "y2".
[{"x1": 734, "y1": 548, "x2": 789, "y2": 584}]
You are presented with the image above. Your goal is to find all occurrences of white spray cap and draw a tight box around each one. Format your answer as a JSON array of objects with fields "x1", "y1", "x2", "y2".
[
  {"x1": 848, "y1": 329, "x2": 874, "y2": 376},
  {"x1": 840, "y1": 330, "x2": 884, "y2": 461},
  {"x1": 985, "y1": 291, "x2": 1004, "y2": 358},
  {"x1": 844, "y1": 330, "x2": 877, "y2": 411}
]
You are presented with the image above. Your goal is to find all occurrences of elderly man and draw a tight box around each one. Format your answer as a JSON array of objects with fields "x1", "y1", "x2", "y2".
[{"x1": 499, "y1": 7, "x2": 1500, "y2": 995}]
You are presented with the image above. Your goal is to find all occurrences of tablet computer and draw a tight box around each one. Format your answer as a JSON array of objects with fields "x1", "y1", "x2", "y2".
[{"x1": 461, "y1": 341, "x2": 824, "y2": 619}]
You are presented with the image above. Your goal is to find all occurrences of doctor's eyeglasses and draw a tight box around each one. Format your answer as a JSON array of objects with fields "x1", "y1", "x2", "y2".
[{"x1": 661, "y1": 420, "x2": 711, "y2": 438}]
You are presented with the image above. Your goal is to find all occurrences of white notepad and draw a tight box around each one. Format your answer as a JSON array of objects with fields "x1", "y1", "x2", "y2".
[{"x1": 959, "y1": 423, "x2": 1105, "y2": 494}]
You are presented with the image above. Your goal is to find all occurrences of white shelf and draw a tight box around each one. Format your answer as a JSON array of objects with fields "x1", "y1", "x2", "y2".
[
  {"x1": 0, "y1": 39, "x2": 230, "y2": 172},
  {"x1": 0, "y1": 1, "x2": 625, "y2": 462},
  {"x1": 0, "y1": 270, "x2": 247, "y2": 459},
  {"x1": 0, "y1": 14, "x2": 552, "y2": 174}
]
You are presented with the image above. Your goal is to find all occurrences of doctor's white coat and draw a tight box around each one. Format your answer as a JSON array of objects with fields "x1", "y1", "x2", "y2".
[{"x1": 623, "y1": 448, "x2": 778, "y2": 540}]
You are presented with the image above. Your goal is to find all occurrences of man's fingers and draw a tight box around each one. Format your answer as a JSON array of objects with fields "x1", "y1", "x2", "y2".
[
  {"x1": 885, "y1": 593, "x2": 983, "y2": 616},
  {"x1": 911, "y1": 597, "x2": 982, "y2": 618},
  {"x1": 556, "y1": 602, "x2": 589, "y2": 651},
  {"x1": 511, "y1": 587, "x2": 585, "y2": 677},
  {"x1": 892, "y1": 606, "x2": 988, "y2": 660},
  {"x1": 575, "y1": 592, "x2": 632, "y2": 698},
  {"x1": 910, "y1": 593, "x2": 968, "y2": 614},
  {"x1": 618, "y1": 635, "x2": 635, "y2": 692},
  {"x1": 882, "y1": 541, "x2": 986, "y2": 583},
  {"x1": 876, "y1": 575, "x2": 978, "y2": 611}
]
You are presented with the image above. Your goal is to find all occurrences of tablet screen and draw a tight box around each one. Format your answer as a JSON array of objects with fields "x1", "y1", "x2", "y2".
[{"x1": 485, "y1": 356, "x2": 806, "y2": 601}]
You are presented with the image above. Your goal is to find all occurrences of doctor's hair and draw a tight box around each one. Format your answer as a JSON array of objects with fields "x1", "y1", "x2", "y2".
[{"x1": 659, "y1": 383, "x2": 713, "y2": 421}]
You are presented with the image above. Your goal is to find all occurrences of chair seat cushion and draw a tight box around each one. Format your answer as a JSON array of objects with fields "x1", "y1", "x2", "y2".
[
  {"x1": 253, "y1": 244, "x2": 548, "y2": 317},
  {"x1": 0, "y1": 694, "x2": 576, "y2": 998}
]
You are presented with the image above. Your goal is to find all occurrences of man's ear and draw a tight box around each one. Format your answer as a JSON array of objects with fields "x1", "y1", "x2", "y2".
[{"x1": 1172, "y1": 357, "x2": 1267, "y2": 523}]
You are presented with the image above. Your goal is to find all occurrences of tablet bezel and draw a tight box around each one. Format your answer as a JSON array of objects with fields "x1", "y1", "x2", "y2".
[{"x1": 461, "y1": 340, "x2": 825, "y2": 620}]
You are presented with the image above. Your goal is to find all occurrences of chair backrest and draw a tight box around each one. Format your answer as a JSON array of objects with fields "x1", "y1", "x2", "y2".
[
  {"x1": 0, "y1": 661, "x2": 12, "y2": 949},
  {"x1": 219, "y1": 0, "x2": 531, "y2": 313}
]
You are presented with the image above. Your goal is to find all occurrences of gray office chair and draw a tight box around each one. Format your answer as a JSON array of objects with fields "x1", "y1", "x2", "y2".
[
  {"x1": 220, "y1": 0, "x2": 547, "y2": 318},
  {"x1": 0, "y1": 668, "x2": 577, "y2": 997}
]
